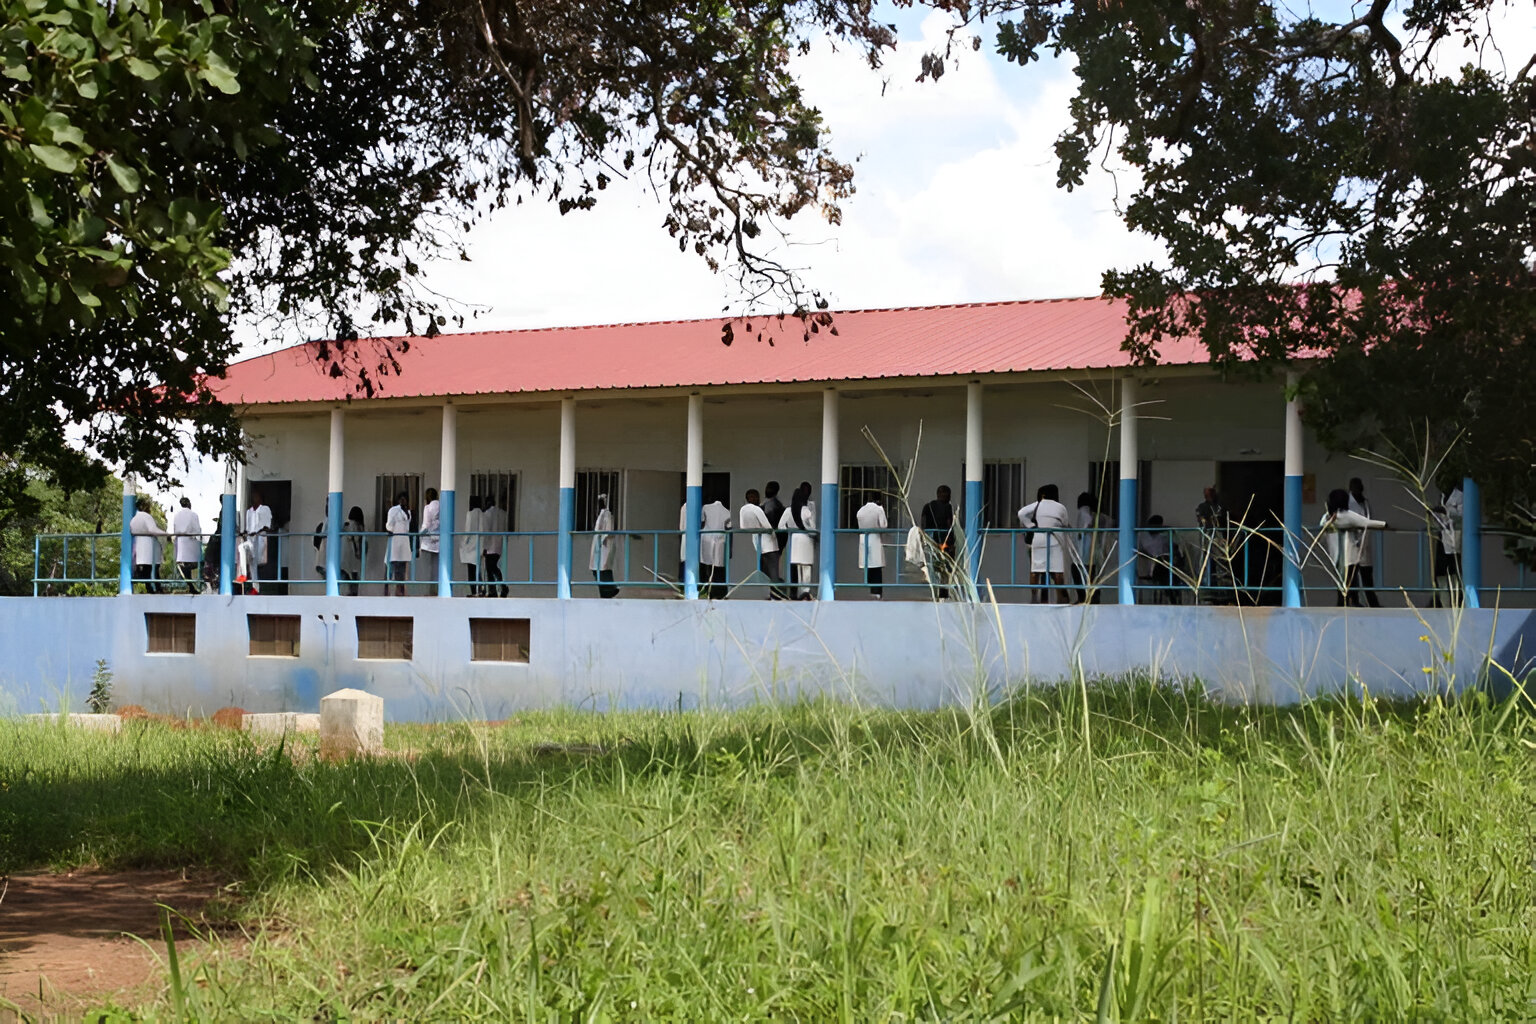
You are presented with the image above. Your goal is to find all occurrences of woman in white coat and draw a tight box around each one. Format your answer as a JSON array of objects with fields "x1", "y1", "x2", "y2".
[
  {"x1": 459, "y1": 494, "x2": 483, "y2": 596},
  {"x1": 854, "y1": 493, "x2": 888, "y2": 599},
  {"x1": 1320, "y1": 488, "x2": 1387, "y2": 607},
  {"x1": 589, "y1": 494, "x2": 619, "y2": 598},
  {"x1": 778, "y1": 481, "x2": 817, "y2": 600},
  {"x1": 1019, "y1": 483, "x2": 1076, "y2": 604}
]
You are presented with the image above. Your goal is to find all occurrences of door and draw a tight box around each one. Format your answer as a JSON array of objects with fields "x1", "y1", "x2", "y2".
[
  {"x1": 1217, "y1": 461, "x2": 1285, "y2": 605},
  {"x1": 624, "y1": 470, "x2": 686, "y2": 583}
]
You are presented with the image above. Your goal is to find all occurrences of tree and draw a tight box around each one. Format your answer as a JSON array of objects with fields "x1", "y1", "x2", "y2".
[
  {"x1": 0, "y1": 0, "x2": 897, "y2": 499},
  {"x1": 940, "y1": 0, "x2": 1534, "y2": 519},
  {"x1": 0, "y1": 454, "x2": 134, "y2": 594}
]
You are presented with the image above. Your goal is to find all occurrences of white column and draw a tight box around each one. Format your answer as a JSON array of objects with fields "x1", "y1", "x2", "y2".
[
  {"x1": 964, "y1": 381, "x2": 984, "y2": 585},
  {"x1": 819, "y1": 387, "x2": 838, "y2": 602},
  {"x1": 437, "y1": 402, "x2": 456, "y2": 597},
  {"x1": 557, "y1": 397, "x2": 576, "y2": 599},
  {"x1": 325, "y1": 408, "x2": 344, "y2": 597},
  {"x1": 684, "y1": 393, "x2": 704, "y2": 600},
  {"x1": 1283, "y1": 371, "x2": 1304, "y2": 607},
  {"x1": 1117, "y1": 377, "x2": 1139, "y2": 605}
]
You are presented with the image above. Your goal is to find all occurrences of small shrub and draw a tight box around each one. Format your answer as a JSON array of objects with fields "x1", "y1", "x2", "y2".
[{"x1": 87, "y1": 658, "x2": 113, "y2": 715}]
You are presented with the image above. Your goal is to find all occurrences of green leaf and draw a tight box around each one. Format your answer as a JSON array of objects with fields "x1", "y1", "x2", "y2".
[
  {"x1": 29, "y1": 144, "x2": 77, "y2": 173},
  {"x1": 126, "y1": 56, "x2": 163, "y2": 80},
  {"x1": 199, "y1": 51, "x2": 239, "y2": 94},
  {"x1": 105, "y1": 154, "x2": 142, "y2": 194}
]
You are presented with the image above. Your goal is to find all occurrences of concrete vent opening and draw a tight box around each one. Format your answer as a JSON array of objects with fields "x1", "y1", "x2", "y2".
[
  {"x1": 145, "y1": 612, "x2": 196, "y2": 655},
  {"x1": 248, "y1": 614, "x2": 301, "y2": 657},
  {"x1": 356, "y1": 616, "x2": 413, "y2": 661},
  {"x1": 469, "y1": 618, "x2": 530, "y2": 663}
]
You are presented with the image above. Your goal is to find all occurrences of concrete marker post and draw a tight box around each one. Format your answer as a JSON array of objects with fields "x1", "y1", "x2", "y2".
[{"x1": 319, "y1": 688, "x2": 384, "y2": 759}]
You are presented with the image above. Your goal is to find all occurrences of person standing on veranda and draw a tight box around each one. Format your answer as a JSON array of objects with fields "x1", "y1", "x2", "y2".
[
  {"x1": 920, "y1": 485, "x2": 957, "y2": 599},
  {"x1": 1019, "y1": 484, "x2": 1076, "y2": 605},
  {"x1": 759, "y1": 480, "x2": 788, "y2": 598},
  {"x1": 129, "y1": 496, "x2": 168, "y2": 594},
  {"x1": 419, "y1": 487, "x2": 441, "y2": 586},
  {"x1": 1321, "y1": 488, "x2": 1388, "y2": 607},
  {"x1": 385, "y1": 491, "x2": 413, "y2": 596},
  {"x1": 459, "y1": 495, "x2": 483, "y2": 596},
  {"x1": 170, "y1": 496, "x2": 203, "y2": 594},
  {"x1": 1347, "y1": 477, "x2": 1382, "y2": 607},
  {"x1": 482, "y1": 495, "x2": 507, "y2": 597},
  {"x1": 778, "y1": 481, "x2": 817, "y2": 600},
  {"x1": 241, "y1": 487, "x2": 273, "y2": 593},
  {"x1": 737, "y1": 488, "x2": 778, "y2": 597},
  {"x1": 341, "y1": 505, "x2": 364, "y2": 596},
  {"x1": 855, "y1": 492, "x2": 888, "y2": 599},
  {"x1": 589, "y1": 494, "x2": 619, "y2": 598},
  {"x1": 700, "y1": 497, "x2": 732, "y2": 599}
]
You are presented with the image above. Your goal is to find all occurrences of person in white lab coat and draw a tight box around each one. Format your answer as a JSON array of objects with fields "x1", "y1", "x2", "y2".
[
  {"x1": 419, "y1": 487, "x2": 441, "y2": 585},
  {"x1": 1019, "y1": 483, "x2": 1076, "y2": 605},
  {"x1": 590, "y1": 494, "x2": 619, "y2": 598},
  {"x1": 129, "y1": 497, "x2": 167, "y2": 594},
  {"x1": 777, "y1": 481, "x2": 817, "y2": 599},
  {"x1": 855, "y1": 493, "x2": 888, "y2": 598},
  {"x1": 241, "y1": 488, "x2": 273, "y2": 594},
  {"x1": 737, "y1": 489, "x2": 778, "y2": 598},
  {"x1": 1073, "y1": 492, "x2": 1116, "y2": 605},
  {"x1": 1346, "y1": 478, "x2": 1381, "y2": 608},
  {"x1": 385, "y1": 491, "x2": 413, "y2": 596},
  {"x1": 459, "y1": 495, "x2": 483, "y2": 596},
  {"x1": 341, "y1": 505, "x2": 364, "y2": 596},
  {"x1": 1320, "y1": 487, "x2": 1388, "y2": 607},
  {"x1": 170, "y1": 497, "x2": 203, "y2": 593},
  {"x1": 481, "y1": 495, "x2": 507, "y2": 597},
  {"x1": 700, "y1": 498, "x2": 732, "y2": 599}
]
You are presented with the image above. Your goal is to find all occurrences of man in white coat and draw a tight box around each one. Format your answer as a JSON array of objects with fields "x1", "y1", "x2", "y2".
[
  {"x1": 854, "y1": 492, "x2": 889, "y2": 599},
  {"x1": 700, "y1": 498, "x2": 732, "y2": 599},
  {"x1": 419, "y1": 487, "x2": 441, "y2": 585},
  {"x1": 170, "y1": 497, "x2": 203, "y2": 593},
  {"x1": 385, "y1": 491, "x2": 413, "y2": 596},
  {"x1": 481, "y1": 495, "x2": 508, "y2": 597},
  {"x1": 129, "y1": 497, "x2": 168, "y2": 593},
  {"x1": 589, "y1": 494, "x2": 619, "y2": 598},
  {"x1": 737, "y1": 489, "x2": 777, "y2": 598},
  {"x1": 459, "y1": 495, "x2": 483, "y2": 596},
  {"x1": 241, "y1": 488, "x2": 273, "y2": 593}
]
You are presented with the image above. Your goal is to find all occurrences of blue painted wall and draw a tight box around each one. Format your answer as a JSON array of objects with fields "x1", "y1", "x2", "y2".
[{"x1": 2, "y1": 597, "x2": 1530, "y2": 720}]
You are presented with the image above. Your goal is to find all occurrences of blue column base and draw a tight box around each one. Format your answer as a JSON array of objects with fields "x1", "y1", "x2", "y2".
[
  {"x1": 1117, "y1": 478, "x2": 1137, "y2": 605},
  {"x1": 324, "y1": 491, "x2": 342, "y2": 597},
  {"x1": 819, "y1": 481, "x2": 839, "y2": 602},
  {"x1": 1282, "y1": 474, "x2": 1303, "y2": 607},
  {"x1": 1462, "y1": 476, "x2": 1481, "y2": 609},
  {"x1": 119, "y1": 494, "x2": 135, "y2": 595},
  {"x1": 557, "y1": 486, "x2": 575, "y2": 599},
  {"x1": 964, "y1": 479, "x2": 983, "y2": 586},
  {"x1": 684, "y1": 485, "x2": 702, "y2": 600},
  {"x1": 220, "y1": 493, "x2": 237, "y2": 596},
  {"x1": 438, "y1": 490, "x2": 455, "y2": 597}
]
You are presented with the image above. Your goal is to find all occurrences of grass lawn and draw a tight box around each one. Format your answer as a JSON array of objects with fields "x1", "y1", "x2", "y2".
[{"x1": 3, "y1": 681, "x2": 1534, "y2": 1021}]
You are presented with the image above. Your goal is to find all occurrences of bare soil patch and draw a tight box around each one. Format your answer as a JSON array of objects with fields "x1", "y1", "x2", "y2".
[{"x1": 0, "y1": 869, "x2": 233, "y2": 1021}]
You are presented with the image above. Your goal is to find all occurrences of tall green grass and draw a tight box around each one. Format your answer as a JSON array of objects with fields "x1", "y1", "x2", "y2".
[{"x1": 5, "y1": 680, "x2": 1534, "y2": 1020}]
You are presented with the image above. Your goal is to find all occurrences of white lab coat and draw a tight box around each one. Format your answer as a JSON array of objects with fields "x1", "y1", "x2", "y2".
[
  {"x1": 590, "y1": 507, "x2": 615, "y2": 571},
  {"x1": 779, "y1": 505, "x2": 816, "y2": 567},
  {"x1": 701, "y1": 501, "x2": 732, "y2": 567},
  {"x1": 419, "y1": 499, "x2": 440, "y2": 554},
  {"x1": 129, "y1": 510, "x2": 166, "y2": 565},
  {"x1": 737, "y1": 501, "x2": 777, "y2": 555},
  {"x1": 243, "y1": 504, "x2": 272, "y2": 565},
  {"x1": 855, "y1": 501, "x2": 887, "y2": 569},
  {"x1": 1320, "y1": 508, "x2": 1387, "y2": 568},
  {"x1": 386, "y1": 503, "x2": 412, "y2": 562},
  {"x1": 170, "y1": 507, "x2": 202, "y2": 564},
  {"x1": 481, "y1": 505, "x2": 506, "y2": 556},
  {"x1": 1075, "y1": 506, "x2": 1117, "y2": 575},
  {"x1": 1348, "y1": 495, "x2": 1374, "y2": 566},
  {"x1": 1019, "y1": 499, "x2": 1075, "y2": 574},
  {"x1": 459, "y1": 506, "x2": 483, "y2": 564}
]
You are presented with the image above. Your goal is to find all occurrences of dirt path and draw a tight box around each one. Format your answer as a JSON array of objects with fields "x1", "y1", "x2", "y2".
[{"x1": 0, "y1": 869, "x2": 231, "y2": 1021}]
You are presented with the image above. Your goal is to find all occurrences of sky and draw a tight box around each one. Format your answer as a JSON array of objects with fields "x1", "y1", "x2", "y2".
[{"x1": 146, "y1": 1, "x2": 1535, "y2": 520}]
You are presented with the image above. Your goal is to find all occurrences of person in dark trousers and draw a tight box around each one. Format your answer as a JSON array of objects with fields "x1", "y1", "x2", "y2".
[
  {"x1": 760, "y1": 480, "x2": 788, "y2": 599},
  {"x1": 1347, "y1": 477, "x2": 1381, "y2": 607},
  {"x1": 920, "y1": 484, "x2": 956, "y2": 599}
]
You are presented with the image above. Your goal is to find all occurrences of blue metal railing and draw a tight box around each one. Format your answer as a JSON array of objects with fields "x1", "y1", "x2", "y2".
[{"x1": 29, "y1": 525, "x2": 1536, "y2": 603}]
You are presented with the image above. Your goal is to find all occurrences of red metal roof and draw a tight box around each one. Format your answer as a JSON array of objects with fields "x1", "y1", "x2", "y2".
[{"x1": 210, "y1": 297, "x2": 1208, "y2": 407}]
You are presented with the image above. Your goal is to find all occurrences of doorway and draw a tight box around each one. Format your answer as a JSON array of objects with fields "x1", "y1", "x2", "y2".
[{"x1": 1216, "y1": 461, "x2": 1284, "y2": 605}]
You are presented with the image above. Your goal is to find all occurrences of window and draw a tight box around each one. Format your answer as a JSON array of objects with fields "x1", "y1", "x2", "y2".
[
  {"x1": 145, "y1": 613, "x2": 195, "y2": 655},
  {"x1": 469, "y1": 618, "x2": 530, "y2": 663},
  {"x1": 840, "y1": 464, "x2": 900, "y2": 529},
  {"x1": 374, "y1": 474, "x2": 422, "y2": 534},
  {"x1": 1088, "y1": 461, "x2": 1153, "y2": 524},
  {"x1": 356, "y1": 616, "x2": 413, "y2": 660},
  {"x1": 248, "y1": 614, "x2": 300, "y2": 657},
  {"x1": 470, "y1": 471, "x2": 518, "y2": 531},
  {"x1": 576, "y1": 469, "x2": 623, "y2": 530},
  {"x1": 983, "y1": 461, "x2": 1027, "y2": 529}
]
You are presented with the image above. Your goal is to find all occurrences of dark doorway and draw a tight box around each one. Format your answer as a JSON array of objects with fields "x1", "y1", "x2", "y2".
[
  {"x1": 1216, "y1": 461, "x2": 1284, "y2": 605},
  {"x1": 251, "y1": 479, "x2": 292, "y2": 595},
  {"x1": 679, "y1": 472, "x2": 732, "y2": 507}
]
